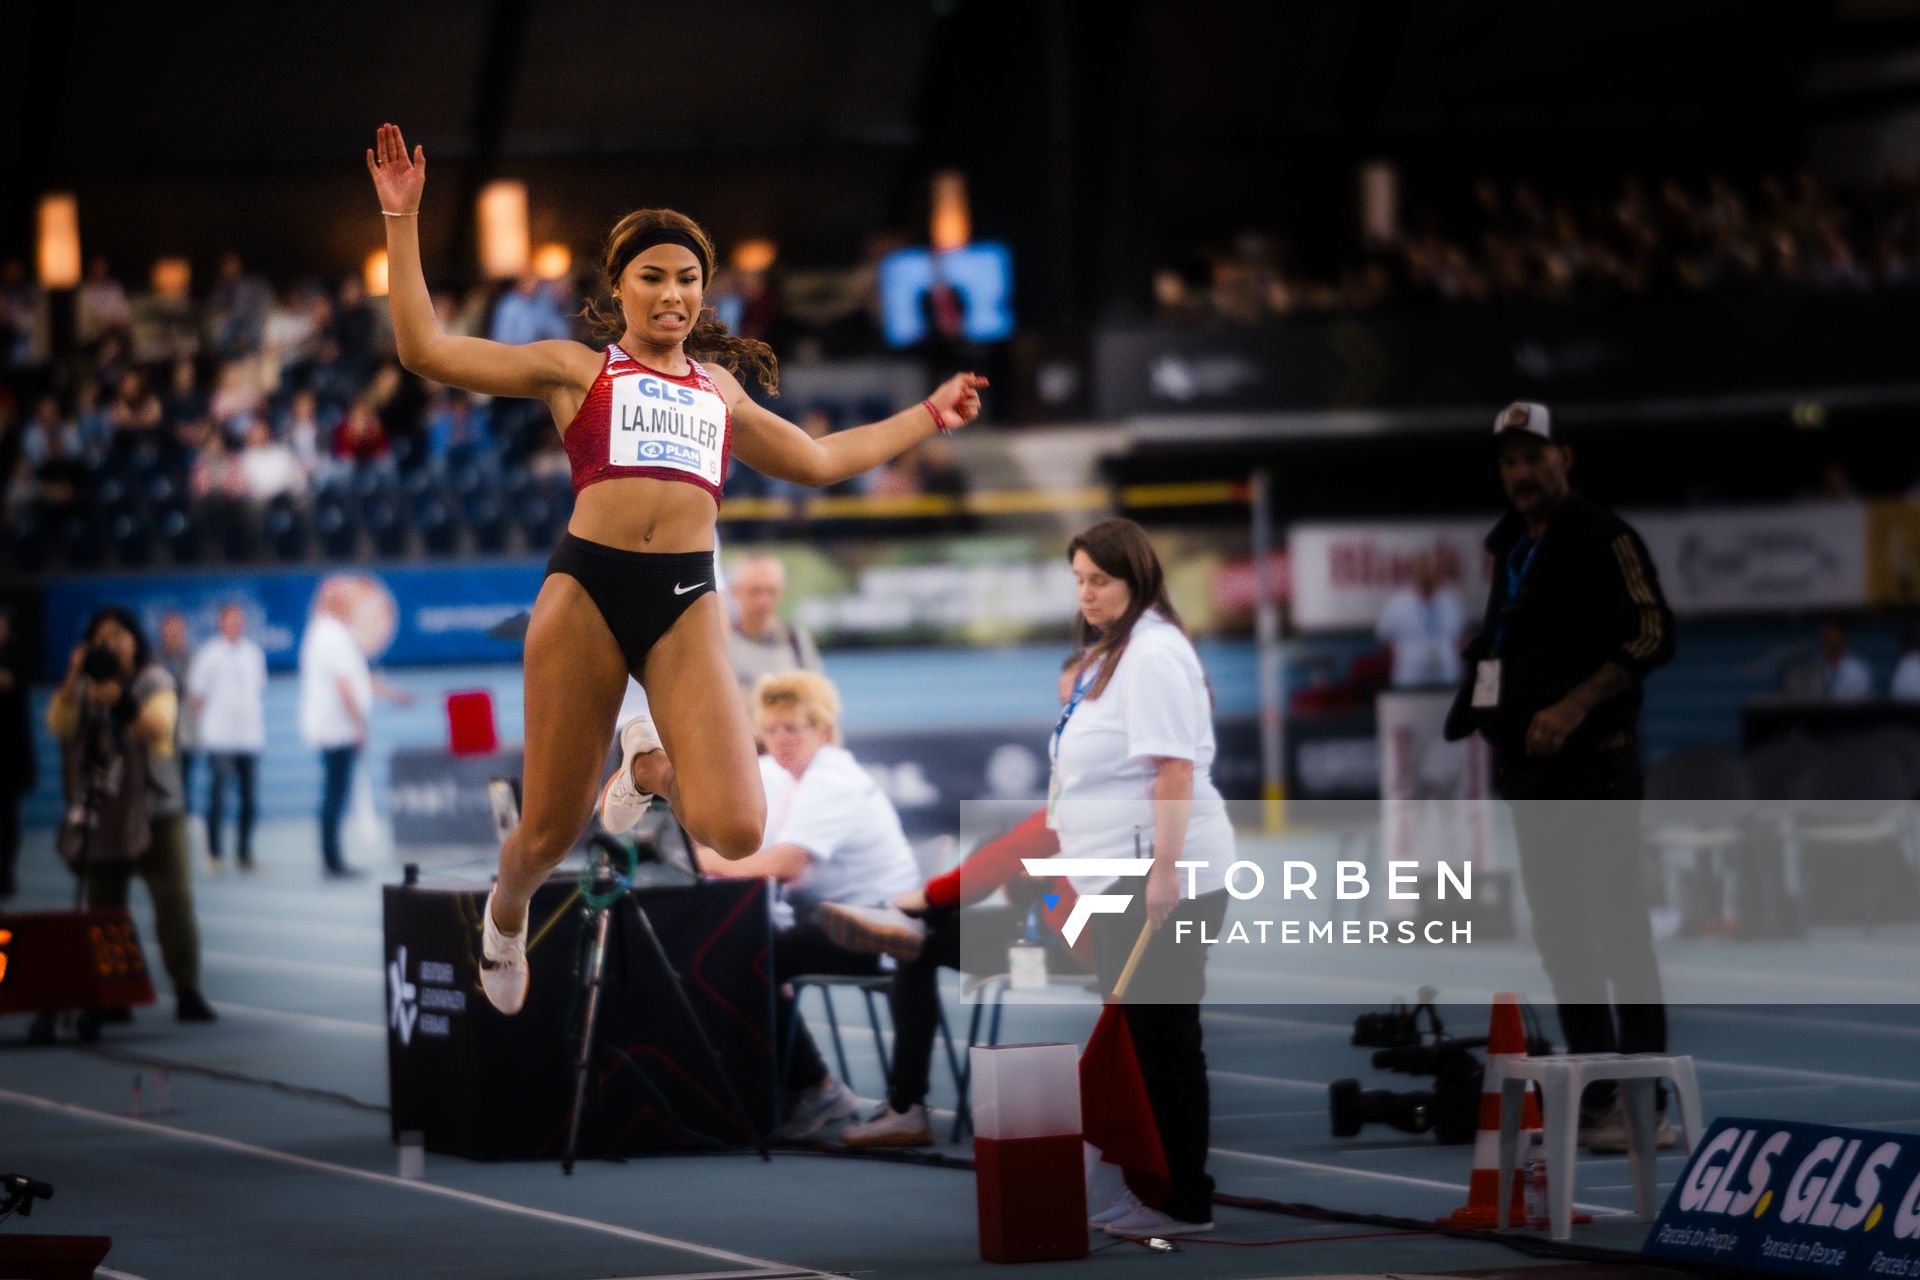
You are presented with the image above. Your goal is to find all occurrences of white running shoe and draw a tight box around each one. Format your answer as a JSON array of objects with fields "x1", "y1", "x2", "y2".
[
  {"x1": 1100, "y1": 1206, "x2": 1213, "y2": 1237},
  {"x1": 776, "y1": 1078, "x2": 866, "y2": 1143},
  {"x1": 479, "y1": 886, "x2": 529, "y2": 1015},
  {"x1": 1088, "y1": 1188, "x2": 1146, "y2": 1227},
  {"x1": 841, "y1": 1102, "x2": 934, "y2": 1148},
  {"x1": 599, "y1": 714, "x2": 662, "y2": 834}
]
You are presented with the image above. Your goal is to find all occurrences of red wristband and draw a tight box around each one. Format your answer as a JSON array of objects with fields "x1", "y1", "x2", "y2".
[{"x1": 923, "y1": 398, "x2": 949, "y2": 434}]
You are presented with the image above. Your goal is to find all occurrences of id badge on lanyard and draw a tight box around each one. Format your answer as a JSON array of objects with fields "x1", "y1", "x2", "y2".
[
  {"x1": 1046, "y1": 668, "x2": 1097, "y2": 830},
  {"x1": 1471, "y1": 658, "x2": 1502, "y2": 708}
]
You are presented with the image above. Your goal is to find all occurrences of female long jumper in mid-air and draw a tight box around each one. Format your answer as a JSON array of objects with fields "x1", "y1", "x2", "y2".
[{"x1": 366, "y1": 122, "x2": 986, "y2": 1013}]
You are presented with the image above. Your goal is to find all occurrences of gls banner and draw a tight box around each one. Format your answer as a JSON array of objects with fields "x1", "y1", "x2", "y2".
[{"x1": 1645, "y1": 1117, "x2": 1920, "y2": 1278}]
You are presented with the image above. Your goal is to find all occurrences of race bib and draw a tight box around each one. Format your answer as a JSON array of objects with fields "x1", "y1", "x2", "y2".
[
  {"x1": 608, "y1": 375, "x2": 727, "y2": 488},
  {"x1": 1471, "y1": 659, "x2": 1502, "y2": 709}
]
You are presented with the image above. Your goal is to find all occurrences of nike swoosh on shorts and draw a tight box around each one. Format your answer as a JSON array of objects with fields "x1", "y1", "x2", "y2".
[{"x1": 674, "y1": 582, "x2": 707, "y2": 595}]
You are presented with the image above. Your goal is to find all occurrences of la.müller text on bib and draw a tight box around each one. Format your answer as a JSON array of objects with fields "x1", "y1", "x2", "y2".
[{"x1": 609, "y1": 376, "x2": 727, "y2": 488}]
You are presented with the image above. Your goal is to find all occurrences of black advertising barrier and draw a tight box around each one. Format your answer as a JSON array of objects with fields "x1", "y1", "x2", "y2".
[
  {"x1": 1092, "y1": 293, "x2": 1920, "y2": 418},
  {"x1": 1644, "y1": 1116, "x2": 1920, "y2": 1278},
  {"x1": 1741, "y1": 700, "x2": 1920, "y2": 751},
  {"x1": 391, "y1": 717, "x2": 1295, "y2": 851},
  {"x1": 389, "y1": 748, "x2": 526, "y2": 847},
  {"x1": 1282, "y1": 708, "x2": 1381, "y2": 802},
  {"x1": 389, "y1": 744, "x2": 618, "y2": 848},
  {"x1": 382, "y1": 876, "x2": 775, "y2": 1159},
  {"x1": 771, "y1": 718, "x2": 1268, "y2": 840}
]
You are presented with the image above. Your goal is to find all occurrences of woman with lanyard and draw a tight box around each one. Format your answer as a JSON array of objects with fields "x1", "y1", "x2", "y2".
[
  {"x1": 366, "y1": 124, "x2": 984, "y2": 1014},
  {"x1": 1050, "y1": 518, "x2": 1234, "y2": 1238}
]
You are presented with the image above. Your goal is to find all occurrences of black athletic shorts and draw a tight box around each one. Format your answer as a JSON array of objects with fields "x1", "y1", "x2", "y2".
[{"x1": 544, "y1": 534, "x2": 717, "y2": 672}]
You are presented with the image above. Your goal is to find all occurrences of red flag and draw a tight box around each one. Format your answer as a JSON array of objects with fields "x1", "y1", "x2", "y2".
[{"x1": 1079, "y1": 1006, "x2": 1169, "y2": 1207}]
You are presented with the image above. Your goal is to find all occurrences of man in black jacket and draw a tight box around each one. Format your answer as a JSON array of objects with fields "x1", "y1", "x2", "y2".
[{"x1": 1447, "y1": 401, "x2": 1676, "y2": 1152}]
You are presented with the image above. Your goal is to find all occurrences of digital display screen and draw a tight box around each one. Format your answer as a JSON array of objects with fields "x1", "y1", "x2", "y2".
[{"x1": 877, "y1": 242, "x2": 1015, "y2": 348}]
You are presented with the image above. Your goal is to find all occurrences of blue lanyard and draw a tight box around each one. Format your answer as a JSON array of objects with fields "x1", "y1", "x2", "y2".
[
  {"x1": 1492, "y1": 536, "x2": 1542, "y2": 658},
  {"x1": 1050, "y1": 667, "x2": 1098, "y2": 761}
]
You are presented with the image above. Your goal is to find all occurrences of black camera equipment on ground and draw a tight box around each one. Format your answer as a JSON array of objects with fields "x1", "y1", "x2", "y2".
[
  {"x1": 0, "y1": 1171, "x2": 116, "y2": 1277},
  {"x1": 0, "y1": 1173, "x2": 52, "y2": 1219},
  {"x1": 1329, "y1": 992, "x2": 1549, "y2": 1145}
]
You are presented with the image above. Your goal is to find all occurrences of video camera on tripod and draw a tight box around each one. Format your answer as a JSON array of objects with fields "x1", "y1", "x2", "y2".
[{"x1": 1328, "y1": 989, "x2": 1548, "y2": 1145}]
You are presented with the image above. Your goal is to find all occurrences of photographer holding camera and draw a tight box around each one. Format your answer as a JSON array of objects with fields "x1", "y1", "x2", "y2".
[{"x1": 47, "y1": 606, "x2": 215, "y2": 1023}]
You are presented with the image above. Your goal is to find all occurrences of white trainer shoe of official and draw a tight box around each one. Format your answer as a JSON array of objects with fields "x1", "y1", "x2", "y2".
[
  {"x1": 599, "y1": 714, "x2": 662, "y2": 834},
  {"x1": 777, "y1": 1078, "x2": 866, "y2": 1143},
  {"x1": 1100, "y1": 1205, "x2": 1213, "y2": 1237},
  {"x1": 1088, "y1": 1188, "x2": 1146, "y2": 1227},
  {"x1": 479, "y1": 886, "x2": 529, "y2": 1015},
  {"x1": 841, "y1": 1102, "x2": 934, "y2": 1148}
]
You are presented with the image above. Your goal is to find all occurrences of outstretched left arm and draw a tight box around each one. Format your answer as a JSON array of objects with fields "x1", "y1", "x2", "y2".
[{"x1": 720, "y1": 369, "x2": 986, "y2": 488}]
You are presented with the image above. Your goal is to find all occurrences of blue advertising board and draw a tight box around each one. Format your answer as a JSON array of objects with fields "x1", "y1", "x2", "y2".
[
  {"x1": 1645, "y1": 1117, "x2": 1920, "y2": 1278},
  {"x1": 41, "y1": 561, "x2": 550, "y2": 673}
]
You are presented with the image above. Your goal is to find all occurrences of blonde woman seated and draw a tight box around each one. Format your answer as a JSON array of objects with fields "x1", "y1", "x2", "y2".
[{"x1": 695, "y1": 671, "x2": 920, "y2": 1141}]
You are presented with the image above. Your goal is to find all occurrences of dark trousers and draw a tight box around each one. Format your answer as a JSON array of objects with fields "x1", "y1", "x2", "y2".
[
  {"x1": 179, "y1": 750, "x2": 197, "y2": 813},
  {"x1": 0, "y1": 788, "x2": 18, "y2": 896},
  {"x1": 773, "y1": 919, "x2": 883, "y2": 1093},
  {"x1": 318, "y1": 747, "x2": 358, "y2": 872},
  {"x1": 881, "y1": 905, "x2": 1026, "y2": 1112},
  {"x1": 205, "y1": 751, "x2": 258, "y2": 865},
  {"x1": 84, "y1": 813, "x2": 202, "y2": 993},
  {"x1": 1092, "y1": 887, "x2": 1231, "y2": 1225},
  {"x1": 1500, "y1": 745, "x2": 1668, "y2": 1110},
  {"x1": 886, "y1": 910, "x2": 961, "y2": 1112}
]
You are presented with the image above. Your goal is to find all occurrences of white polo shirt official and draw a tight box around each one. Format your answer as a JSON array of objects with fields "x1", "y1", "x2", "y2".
[
  {"x1": 758, "y1": 746, "x2": 920, "y2": 912},
  {"x1": 1052, "y1": 610, "x2": 1235, "y2": 895},
  {"x1": 298, "y1": 613, "x2": 373, "y2": 749},
  {"x1": 187, "y1": 635, "x2": 268, "y2": 753}
]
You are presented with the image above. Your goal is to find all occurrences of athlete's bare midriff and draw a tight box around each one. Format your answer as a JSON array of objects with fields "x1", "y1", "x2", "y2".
[{"x1": 566, "y1": 474, "x2": 717, "y2": 553}]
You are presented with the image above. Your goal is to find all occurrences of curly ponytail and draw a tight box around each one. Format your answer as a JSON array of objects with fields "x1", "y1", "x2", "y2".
[
  {"x1": 580, "y1": 207, "x2": 781, "y2": 396},
  {"x1": 688, "y1": 311, "x2": 779, "y2": 397}
]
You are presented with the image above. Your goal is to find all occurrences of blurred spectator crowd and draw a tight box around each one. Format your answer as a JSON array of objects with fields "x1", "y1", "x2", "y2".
[
  {"x1": 1161, "y1": 169, "x2": 1920, "y2": 321},
  {"x1": 0, "y1": 247, "x2": 957, "y2": 573}
]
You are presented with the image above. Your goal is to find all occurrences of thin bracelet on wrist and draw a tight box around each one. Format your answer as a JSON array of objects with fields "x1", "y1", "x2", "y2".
[
  {"x1": 922, "y1": 398, "x2": 949, "y2": 434},
  {"x1": 381, "y1": 209, "x2": 419, "y2": 218}
]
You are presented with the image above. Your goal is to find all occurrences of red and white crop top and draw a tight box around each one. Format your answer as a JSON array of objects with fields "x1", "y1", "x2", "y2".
[{"x1": 562, "y1": 343, "x2": 733, "y2": 503}]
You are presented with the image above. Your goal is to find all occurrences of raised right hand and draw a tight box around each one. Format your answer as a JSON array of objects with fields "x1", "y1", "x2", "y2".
[{"x1": 365, "y1": 122, "x2": 425, "y2": 214}]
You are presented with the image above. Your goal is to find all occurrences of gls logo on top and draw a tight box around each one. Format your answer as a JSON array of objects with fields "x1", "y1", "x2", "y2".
[
  {"x1": 1646, "y1": 1117, "x2": 1920, "y2": 1277},
  {"x1": 632, "y1": 377, "x2": 696, "y2": 406}
]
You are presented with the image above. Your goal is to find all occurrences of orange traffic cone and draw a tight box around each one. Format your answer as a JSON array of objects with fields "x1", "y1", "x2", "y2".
[{"x1": 1440, "y1": 991, "x2": 1541, "y2": 1228}]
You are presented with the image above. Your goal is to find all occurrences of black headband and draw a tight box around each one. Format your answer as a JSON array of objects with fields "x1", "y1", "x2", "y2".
[{"x1": 614, "y1": 228, "x2": 711, "y2": 280}]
